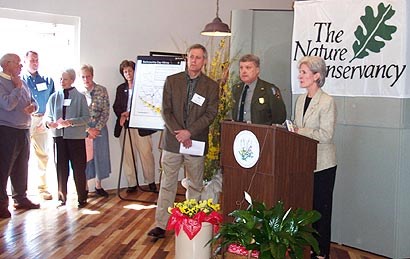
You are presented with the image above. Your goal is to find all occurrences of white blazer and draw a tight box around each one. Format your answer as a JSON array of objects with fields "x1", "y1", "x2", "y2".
[{"x1": 294, "y1": 88, "x2": 337, "y2": 172}]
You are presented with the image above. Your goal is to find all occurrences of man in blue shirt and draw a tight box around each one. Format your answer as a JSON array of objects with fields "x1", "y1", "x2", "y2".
[{"x1": 22, "y1": 51, "x2": 55, "y2": 200}]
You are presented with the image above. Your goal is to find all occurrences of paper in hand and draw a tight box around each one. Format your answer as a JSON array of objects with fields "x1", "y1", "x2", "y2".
[{"x1": 179, "y1": 140, "x2": 205, "y2": 156}]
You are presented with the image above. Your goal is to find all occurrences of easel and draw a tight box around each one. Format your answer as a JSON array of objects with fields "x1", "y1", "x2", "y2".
[{"x1": 116, "y1": 125, "x2": 157, "y2": 204}]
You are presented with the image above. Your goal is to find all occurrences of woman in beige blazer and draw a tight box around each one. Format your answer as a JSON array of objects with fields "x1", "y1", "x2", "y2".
[{"x1": 294, "y1": 56, "x2": 337, "y2": 259}]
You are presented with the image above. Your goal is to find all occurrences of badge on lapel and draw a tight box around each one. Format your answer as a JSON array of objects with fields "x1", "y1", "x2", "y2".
[{"x1": 259, "y1": 97, "x2": 265, "y2": 104}]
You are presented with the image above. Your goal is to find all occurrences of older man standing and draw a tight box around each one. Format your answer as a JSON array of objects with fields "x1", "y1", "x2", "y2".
[
  {"x1": 232, "y1": 54, "x2": 286, "y2": 125},
  {"x1": 148, "y1": 44, "x2": 219, "y2": 238},
  {"x1": 0, "y1": 53, "x2": 40, "y2": 218},
  {"x1": 22, "y1": 51, "x2": 55, "y2": 200}
]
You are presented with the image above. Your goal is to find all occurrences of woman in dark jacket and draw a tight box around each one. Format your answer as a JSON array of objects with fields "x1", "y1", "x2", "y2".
[{"x1": 113, "y1": 60, "x2": 156, "y2": 192}]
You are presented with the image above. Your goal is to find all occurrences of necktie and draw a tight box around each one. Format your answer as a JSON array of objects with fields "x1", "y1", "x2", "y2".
[
  {"x1": 184, "y1": 78, "x2": 197, "y2": 127},
  {"x1": 238, "y1": 85, "x2": 249, "y2": 122}
]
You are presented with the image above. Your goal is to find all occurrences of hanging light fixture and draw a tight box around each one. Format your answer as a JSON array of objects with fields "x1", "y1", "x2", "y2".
[{"x1": 201, "y1": 0, "x2": 231, "y2": 37}]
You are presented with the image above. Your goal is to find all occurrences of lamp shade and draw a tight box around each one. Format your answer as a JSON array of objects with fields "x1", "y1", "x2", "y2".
[{"x1": 201, "y1": 17, "x2": 231, "y2": 37}]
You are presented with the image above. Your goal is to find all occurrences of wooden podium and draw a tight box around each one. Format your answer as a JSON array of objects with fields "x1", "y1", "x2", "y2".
[{"x1": 221, "y1": 121, "x2": 318, "y2": 220}]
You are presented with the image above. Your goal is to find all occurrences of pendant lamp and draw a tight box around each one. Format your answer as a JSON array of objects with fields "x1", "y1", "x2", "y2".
[{"x1": 201, "y1": 0, "x2": 231, "y2": 37}]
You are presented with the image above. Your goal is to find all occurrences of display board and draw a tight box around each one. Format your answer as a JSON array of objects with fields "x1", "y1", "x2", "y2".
[{"x1": 128, "y1": 56, "x2": 186, "y2": 129}]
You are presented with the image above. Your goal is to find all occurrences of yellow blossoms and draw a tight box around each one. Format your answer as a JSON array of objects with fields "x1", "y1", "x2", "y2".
[
  {"x1": 168, "y1": 198, "x2": 220, "y2": 218},
  {"x1": 204, "y1": 38, "x2": 234, "y2": 181}
]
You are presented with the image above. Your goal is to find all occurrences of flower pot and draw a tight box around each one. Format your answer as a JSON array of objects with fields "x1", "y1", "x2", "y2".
[
  {"x1": 175, "y1": 222, "x2": 213, "y2": 259},
  {"x1": 223, "y1": 251, "x2": 257, "y2": 259},
  {"x1": 225, "y1": 244, "x2": 259, "y2": 259}
]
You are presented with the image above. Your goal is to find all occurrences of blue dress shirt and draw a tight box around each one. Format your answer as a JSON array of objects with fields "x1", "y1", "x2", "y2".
[{"x1": 22, "y1": 71, "x2": 55, "y2": 114}]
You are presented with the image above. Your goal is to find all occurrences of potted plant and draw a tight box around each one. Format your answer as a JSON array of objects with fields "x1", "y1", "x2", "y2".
[{"x1": 210, "y1": 193, "x2": 321, "y2": 259}]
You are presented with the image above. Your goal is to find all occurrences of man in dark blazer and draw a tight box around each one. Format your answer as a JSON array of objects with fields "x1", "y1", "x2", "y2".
[
  {"x1": 148, "y1": 44, "x2": 219, "y2": 238},
  {"x1": 232, "y1": 54, "x2": 286, "y2": 125}
]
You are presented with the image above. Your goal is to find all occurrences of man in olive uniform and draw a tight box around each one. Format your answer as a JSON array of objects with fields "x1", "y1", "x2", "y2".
[{"x1": 232, "y1": 54, "x2": 286, "y2": 125}]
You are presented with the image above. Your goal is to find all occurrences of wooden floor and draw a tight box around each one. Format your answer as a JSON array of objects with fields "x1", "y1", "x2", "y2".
[{"x1": 0, "y1": 186, "x2": 389, "y2": 259}]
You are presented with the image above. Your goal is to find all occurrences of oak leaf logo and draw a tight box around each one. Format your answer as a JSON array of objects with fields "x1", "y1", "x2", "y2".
[{"x1": 349, "y1": 3, "x2": 397, "y2": 63}]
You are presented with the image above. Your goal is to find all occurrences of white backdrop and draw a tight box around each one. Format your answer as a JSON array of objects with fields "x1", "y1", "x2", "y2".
[{"x1": 292, "y1": 0, "x2": 409, "y2": 98}]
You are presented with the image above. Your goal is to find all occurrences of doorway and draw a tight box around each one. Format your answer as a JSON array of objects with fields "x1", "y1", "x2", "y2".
[{"x1": 0, "y1": 8, "x2": 80, "y2": 203}]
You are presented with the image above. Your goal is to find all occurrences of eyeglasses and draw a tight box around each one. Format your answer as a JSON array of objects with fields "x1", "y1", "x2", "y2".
[{"x1": 8, "y1": 60, "x2": 21, "y2": 65}]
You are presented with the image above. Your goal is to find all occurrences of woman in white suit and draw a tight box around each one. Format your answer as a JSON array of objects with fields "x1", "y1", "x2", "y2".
[{"x1": 294, "y1": 56, "x2": 337, "y2": 259}]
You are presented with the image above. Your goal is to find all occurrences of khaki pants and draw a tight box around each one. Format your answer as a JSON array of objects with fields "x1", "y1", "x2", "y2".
[
  {"x1": 120, "y1": 128, "x2": 155, "y2": 187},
  {"x1": 30, "y1": 115, "x2": 49, "y2": 190},
  {"x1": 155, "y1": 150, "x2": 204, "y2": 229}
]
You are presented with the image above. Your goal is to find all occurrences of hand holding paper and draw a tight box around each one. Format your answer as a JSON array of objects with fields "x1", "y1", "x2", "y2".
[{"x1": 179, "y1": 140, "x2": 205, "y2": 156}]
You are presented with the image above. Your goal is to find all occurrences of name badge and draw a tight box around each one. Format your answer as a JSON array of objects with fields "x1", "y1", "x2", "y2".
[
  {"x1": 191, "y1": 93, "x2": 205, "y2": 106},
  {"x1": 63, "y1": 99, "x2": 72, "y2": 106},
  {"x1": 37, "y1": 82, "x2": 47, "y2": 91}
]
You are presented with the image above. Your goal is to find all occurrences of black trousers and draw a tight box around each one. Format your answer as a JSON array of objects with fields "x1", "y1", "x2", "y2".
[
  {"x1": 0, "y1": 126, "x2": 30, "y2": 207},
  {"x1": 54, "y1": 137, "x2": 87, "y2": 202},
  {"x1": 312, "y1": 166, "x2": 337, "y2": 257}
]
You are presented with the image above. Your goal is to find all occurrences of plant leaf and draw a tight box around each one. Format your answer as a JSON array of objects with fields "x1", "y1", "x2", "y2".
[
  {"x1": 244, "y1": 191, "x2": 252, "y2": 205},
  {"x1": 350, "y1": 3, "x2": 397, "y2": 62}
]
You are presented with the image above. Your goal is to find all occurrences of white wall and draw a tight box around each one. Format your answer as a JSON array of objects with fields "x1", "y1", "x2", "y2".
[{"x1": 0, "y1": 0, "x2": 293, "y2": 190}]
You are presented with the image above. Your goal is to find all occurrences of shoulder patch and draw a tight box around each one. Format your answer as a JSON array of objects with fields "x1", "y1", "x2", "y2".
[{"x1": 271, "y1": 87, "x2": 276, "y2": 95}]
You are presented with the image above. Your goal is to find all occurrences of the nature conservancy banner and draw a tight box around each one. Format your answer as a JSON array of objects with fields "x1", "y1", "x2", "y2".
[{"x1": 291, "y1": 0, "x2": 409, "y2": 97}]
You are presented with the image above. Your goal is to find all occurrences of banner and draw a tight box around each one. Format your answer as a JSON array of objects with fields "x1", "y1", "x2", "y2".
[{"x1": 291, "y1": 0, "x2": 409, "y2": 97}]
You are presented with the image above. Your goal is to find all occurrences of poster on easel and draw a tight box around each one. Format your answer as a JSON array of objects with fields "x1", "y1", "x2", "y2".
[{"x1": 128, "y1": 55, "x2": 186, "y2": 130}]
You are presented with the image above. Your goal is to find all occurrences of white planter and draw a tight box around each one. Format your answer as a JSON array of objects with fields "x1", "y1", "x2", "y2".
[{"x1": 175, "y1": 222, "x2": 213, "y2": 259}]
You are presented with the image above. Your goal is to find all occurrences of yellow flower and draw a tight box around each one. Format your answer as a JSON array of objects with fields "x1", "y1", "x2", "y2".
[
  {"x1": 203, "y1": 38, "x2": 237, "y2": 181},
  {"x1": 168, "y1": 198, "x2": 220, "y2": 218}
]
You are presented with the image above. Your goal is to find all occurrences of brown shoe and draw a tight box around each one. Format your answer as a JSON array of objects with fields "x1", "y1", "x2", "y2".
[
  {"x1": 14, "y1": 198, "x2": 40, "y2": 210},
  {"x1": 40, "y1": 190, "x2": 53, "y2": 200},
  {"x1": 148, "y1": 227, "x2": 165, "y2": 238},
  {"x1": 95, "y1": 187, "x2": 109, "y2": 198},
  {"x1": 148, "y1": 182, "x2": 157, "y2": 191},
  {"x1": 126, "y1": 186, "x2": 137, "y2": 193},
  {"x1": 0, "y1": 206, "x2": 11, "y2": 218}
]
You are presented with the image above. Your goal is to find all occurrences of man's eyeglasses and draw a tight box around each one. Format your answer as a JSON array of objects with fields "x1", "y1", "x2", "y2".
[{"x1": 8, "y1": 60, "x2": 21, "y2": 65}]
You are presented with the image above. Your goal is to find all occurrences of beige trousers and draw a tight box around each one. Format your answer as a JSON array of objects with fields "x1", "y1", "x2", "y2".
[
  {"x1": 30, "y1": 115, "x2": 49, "y2": 190},
  {"x1": 120, "y1": 128, "x2": 155, "y2": 187},
  {"x1": 155, "y1": 150, "x2": 204, "y2": 229}
]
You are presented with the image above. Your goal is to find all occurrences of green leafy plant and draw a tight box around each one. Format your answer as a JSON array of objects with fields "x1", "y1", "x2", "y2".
[
  {"x1": 350, "y1": 3, "x2": 397, "y2": 62},
  {"x1": 210, "y1": 195, "x2": 321, "y2": 259}
]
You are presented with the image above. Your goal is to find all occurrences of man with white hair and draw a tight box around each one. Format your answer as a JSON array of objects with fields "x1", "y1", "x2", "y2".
[{"x1": 0, "y1": 53, "x2": 40, "y2": 218}]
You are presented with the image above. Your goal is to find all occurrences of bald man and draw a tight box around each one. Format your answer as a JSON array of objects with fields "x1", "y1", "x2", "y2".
[{"x1": 0, "y1": 53, "x2": 40, "y2": 218}]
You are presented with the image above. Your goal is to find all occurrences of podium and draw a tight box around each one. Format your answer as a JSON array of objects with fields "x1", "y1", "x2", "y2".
[{"x1": 221, "y1": 121, "x2": 318, "y2": 220}]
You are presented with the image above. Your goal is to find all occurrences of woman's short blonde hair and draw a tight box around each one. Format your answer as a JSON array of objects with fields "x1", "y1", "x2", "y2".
[{"x1": 298, "y1": 56, "x2": 327, "y2": 87}]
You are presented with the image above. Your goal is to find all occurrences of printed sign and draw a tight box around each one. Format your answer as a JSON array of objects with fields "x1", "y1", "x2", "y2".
[{"x1": 292, "y1": 0, "x2": 409, "y2": 97}]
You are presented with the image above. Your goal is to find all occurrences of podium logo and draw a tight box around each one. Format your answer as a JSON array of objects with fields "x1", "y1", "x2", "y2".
[
  {"x1": 350, "y1": 3, "x2": 397, "y2": 62},
  {"x1": 233, "y1": 130, "x2": 260, "y2": 169}
]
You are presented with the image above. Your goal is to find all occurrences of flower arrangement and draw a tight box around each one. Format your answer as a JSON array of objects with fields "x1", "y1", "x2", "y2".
[
  {"x1": 166, "y1": 198, "x2": 223, "y2": 240},
  {"x1": 203, "y1": 38, "x2": 236, "y2": 181}
]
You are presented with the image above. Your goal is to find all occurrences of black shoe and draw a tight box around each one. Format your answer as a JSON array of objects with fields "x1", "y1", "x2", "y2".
[
  {"x1": 78, "y1": 200, "x2": 88, "y2": 208},
  {"x1": 148, "y1": 182, "x2": 157, "y2": 191},
  {"x1": 57, "y1": 200, "x2": 66, "y2": 208},
  {"x1": 95, "y1": 187, "x2": 109, "y2": 198},
  {"x1": 126, "y1": 186, "x2": 137, "y2": 193},
  {"x1": 0, "y1": 206, "x2": 11, "y2": 218},
  {"x1": 13, "y1": 198, "x2": 40, "y2": 210},
  {"x1": 148, "y1": 227, "x2": 165, "y2": 238}
]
